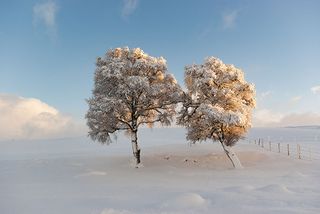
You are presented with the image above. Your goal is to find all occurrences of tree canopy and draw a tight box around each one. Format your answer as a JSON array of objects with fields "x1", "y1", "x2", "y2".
[{"x1": 178, "y1": 57, "x2": 256, "y2": 168}]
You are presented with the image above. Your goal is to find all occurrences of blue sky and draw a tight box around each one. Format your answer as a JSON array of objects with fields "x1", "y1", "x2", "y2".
[{"x1": 1, "y1": 0, "x2": 320, "y2": 133}]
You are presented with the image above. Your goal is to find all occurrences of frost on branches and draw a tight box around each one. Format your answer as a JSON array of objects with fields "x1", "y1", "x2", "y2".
[
  {"x1": 178, "y1": 57, "x2": 256, "y2": 168},
  {"x1": 86, "y1": 47, "x2": 182, "y2": 166}
]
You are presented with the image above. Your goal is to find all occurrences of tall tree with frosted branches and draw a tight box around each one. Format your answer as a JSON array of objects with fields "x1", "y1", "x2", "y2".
[
  {"x1": 86, "y1": 47, "x2": 182, "y2": 167},
  {"x1": 178, "y1": 57, "x2": 256, "y2": 168}
]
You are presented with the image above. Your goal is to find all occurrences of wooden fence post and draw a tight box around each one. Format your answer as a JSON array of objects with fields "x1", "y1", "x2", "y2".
[
  {"x1": 278, "y1": 143, "x2": 280, "y2": 153},
  {"x1": 269, "y1": 142, "x2": 272, "y2": 151},
  {"x1": 297, "y1": 144, "x2": 301, "y2": 159},
  {"x1": 287, "y1": 144, "x2": 290, "y2": 156}
]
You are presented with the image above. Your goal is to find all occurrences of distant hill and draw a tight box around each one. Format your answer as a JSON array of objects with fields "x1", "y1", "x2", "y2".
[{"x1": 285, "y1": 125, "x2": 320, "y2": 129}]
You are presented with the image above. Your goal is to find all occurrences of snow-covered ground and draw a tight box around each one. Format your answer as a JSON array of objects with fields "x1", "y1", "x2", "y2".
[{"x1": 1, "y1": 128, "x2": 319, "y2": 214}]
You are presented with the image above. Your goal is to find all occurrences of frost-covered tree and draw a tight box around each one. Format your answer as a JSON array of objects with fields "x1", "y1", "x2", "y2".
[
  {"x1": 178, "y1": 57, "x2": 256, "y2": 168},
  {"x1": 86, "y1": 47, "x2": 182, "y2": 166}
]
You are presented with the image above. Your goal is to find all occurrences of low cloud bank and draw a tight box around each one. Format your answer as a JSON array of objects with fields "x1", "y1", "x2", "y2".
[
  {"x1": 0, "y1": 93, "x2": 86, "y2": 140},
  {"x1": 253, "y1": 109, "x2": 320, "y2": 127}
]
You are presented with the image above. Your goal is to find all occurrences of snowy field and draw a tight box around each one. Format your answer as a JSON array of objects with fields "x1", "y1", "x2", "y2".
[{"x1": 1, "y1": 128, "x2": 319, "y2": 214}]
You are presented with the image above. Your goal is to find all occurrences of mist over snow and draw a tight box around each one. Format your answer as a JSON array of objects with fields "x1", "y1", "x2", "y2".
[{"x1": 0, "y1": 93, "x2": 86, "y2": 140}]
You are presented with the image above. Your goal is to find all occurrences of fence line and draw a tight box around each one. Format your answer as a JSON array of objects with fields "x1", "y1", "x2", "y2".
[{"x1": 249, "y1": 138, "x2": 320, "y2": 161}]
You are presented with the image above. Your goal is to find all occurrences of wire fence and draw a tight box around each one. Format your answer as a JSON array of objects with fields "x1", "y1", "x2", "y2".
[{"x1": 248, "y1": 138, "x2": 320, "y2": 161}]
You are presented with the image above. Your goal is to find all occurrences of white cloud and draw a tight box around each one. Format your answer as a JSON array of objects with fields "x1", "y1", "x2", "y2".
[
  {"x1": 222, "y1": 10, "x2": 238, "y2": 29},
  {"x1": 279, "y1": 113, "x2": 320, "y2": 127},
  {"x1": 290, "y1": 96, "x2": 302, "y2": 103},
  {"x1": 253, "y1": 108, "x2": 320, "y2": 127},
  {"x1": 260, "y1": 91, "x2": 272, "y2": 99},
  {"x1": 121, "y1": 0, "x2": 139, "y2": 19},
  {"x1": 0, "y1": 94, "x2": 85, "y2": 140},
  {"x1": 311, "y1": 85, "x2": 320, "y2": 94},
  {"x1": 33, "y1": 1, "x2": 57, "y2": 35},
  {"x1": 253, "y1": 109, "x2": 283, "y2": 127}
]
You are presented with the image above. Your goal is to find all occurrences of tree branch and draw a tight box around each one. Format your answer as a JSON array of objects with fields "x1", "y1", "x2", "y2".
[
  {"x1": 137, "y1": 118, "x2": 162, "y2": 127},
  {"x1": 117, "y1": 118, "x2": 133, "y2": 131}
]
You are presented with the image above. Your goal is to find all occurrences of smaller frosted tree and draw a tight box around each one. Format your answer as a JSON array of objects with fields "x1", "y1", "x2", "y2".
[
  {"x1": 178, "y1": 57, "x2": 256, "y2": 168},
  {"x1": 86, "y1": 47, "x2": 182, "y2": 167}
]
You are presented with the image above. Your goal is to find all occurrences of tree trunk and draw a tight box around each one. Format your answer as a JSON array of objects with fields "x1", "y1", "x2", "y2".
[
  {"x1": 131, "y1": 130, "x2": 141, "y2": 167},
  {"x1": 220, "y1": 142, "x2": 243, "y2": 169}
]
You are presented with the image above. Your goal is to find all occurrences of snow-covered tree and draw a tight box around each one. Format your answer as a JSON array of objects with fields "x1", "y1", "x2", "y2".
[
  {"x1": 178, "y1": 57, "x2": 256, "y2": 168},
  {"x1": 86, "y1": 47, "x2": 182, "y2": 167}
]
